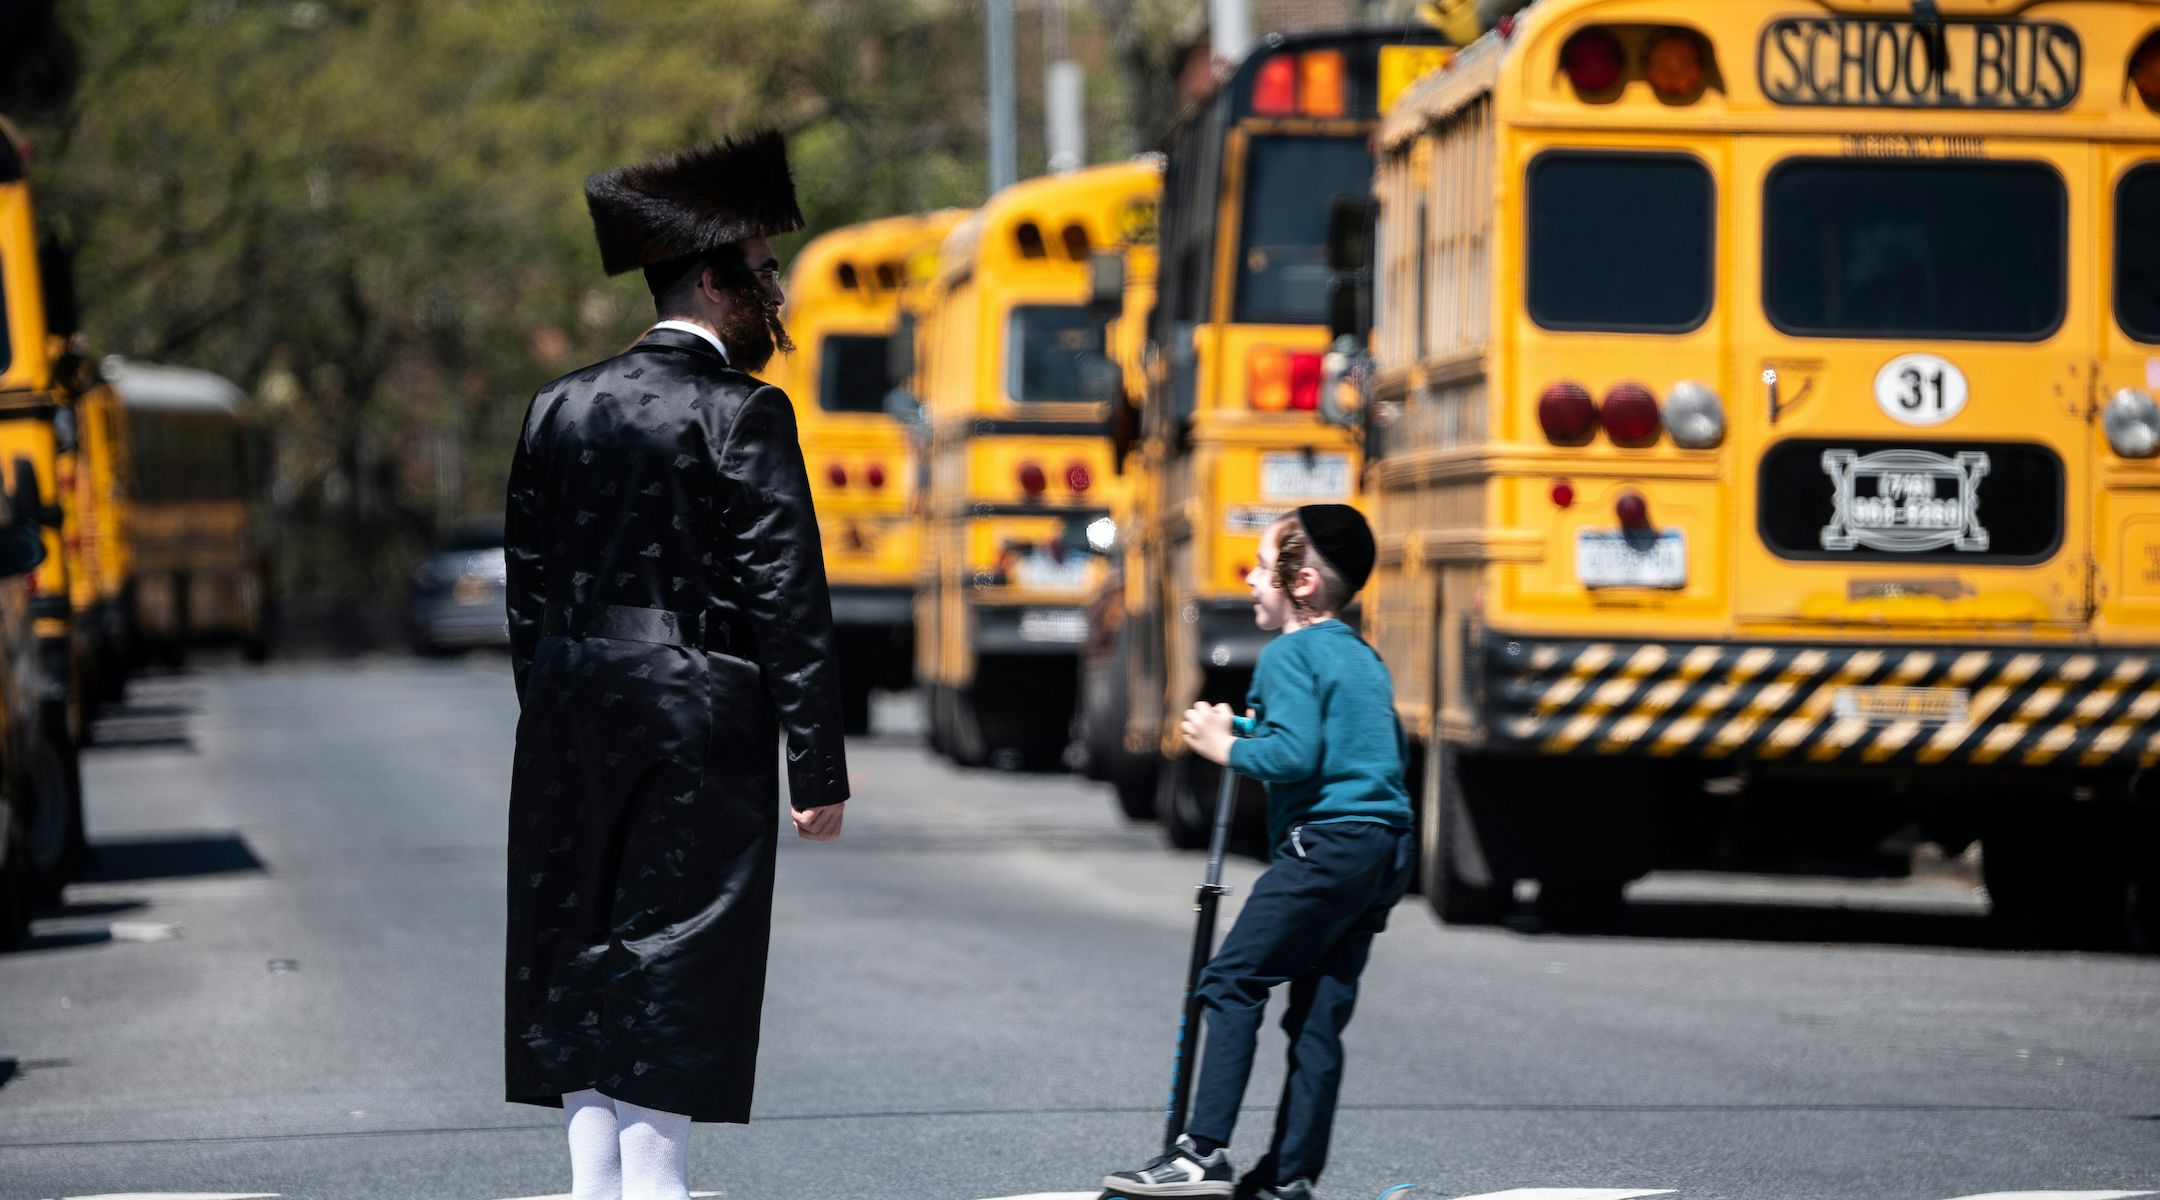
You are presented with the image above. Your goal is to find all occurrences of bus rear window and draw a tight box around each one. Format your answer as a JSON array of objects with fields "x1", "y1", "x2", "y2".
[
  {"x1": 1235, "y1": 136, "x2": 1373, "y2": 324},
  {"x1": 2117, "y1": 164, "x2": 2160, "y2": 344},
  {"x1": 817, "y1": 334, "x2": 890, "y2": 414},
  {"x1": 1526, "y1": 152, "x2": 1713, "y2": 333},
  {"x1": 1006, "y1": 305, "x2": 1107, "y2": 403},
  {"x1": 1765, "y1": 161, "x2": 2064, "y2": 341}
]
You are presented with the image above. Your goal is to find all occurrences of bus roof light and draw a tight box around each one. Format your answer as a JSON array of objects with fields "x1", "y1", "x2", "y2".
[
  {"x1": 826, "y1": 463, "x2": 849, "y2": 489},
  {"x1": 1600, "y1": 382, "x2": 1662, "y2": 446},
  {"x1": 865, "y1": 462, "x2": 888, "y2": 490},
  {"x1": 2134, "y1": 33, "x2": 2160, "y2": 106},
  {"x1": 2105, "y1": 388, "x2": 2160, "y2": 458},
  {"x1": 1066, "y1": 461, "x2": 1092, "y2": 493},
  {"x1": 1298, "y1": 50, "x2": 1346, "y2": 117},
  {"x1": 1018, "y1": 461, "x2": 1048, "y2": 496},
  {"x1": 1662, "y1": 381, "x2": 1725, "y2": 449},
  {"x1": 1254, "y1": 54, "x2": 1298, "y2": 115},
  {"x1": 1536, "y1": 380, "x2": 1598, "y2": 444},
  {"x1": 1644, "y1": 29, "x2": 1707, "y2": 100},
  {"x1": 1561, "y1": 28, "x2": 1625, "y2": 94}
]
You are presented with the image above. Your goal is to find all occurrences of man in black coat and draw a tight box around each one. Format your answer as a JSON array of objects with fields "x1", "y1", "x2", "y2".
[{"x1": 503, "y1": 130, "x2": 849, "y2": 1200}]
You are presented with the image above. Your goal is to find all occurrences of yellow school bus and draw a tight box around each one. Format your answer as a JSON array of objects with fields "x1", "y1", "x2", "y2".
[
  {"x1": 105, "y1": 359, "x2": 272, "y2": 665},
  {"x1": 898, "y1": 160, "x2": 1158, "y2": 768},
  {"x1": 1338, "y1": 0, "x2": 2160, "y2": 943},
  {"x1": 55, "y1": 359, "x2": 133, "y2": 710},
  {"x1": 767, "y1": 210, "x2": 968, "y2": 735},
  {"x1": 0, "y1": 116, "x2": 90, "y2": 895},
  {"x1": 1100, "y1": 29, "x2": 1454, "y2": 844}
]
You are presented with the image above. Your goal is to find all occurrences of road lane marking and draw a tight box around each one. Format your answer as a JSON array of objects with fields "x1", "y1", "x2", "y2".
[
  {"x1": 1940, "y1": 1193, "x2": 2155, "y2": 1199},
  {"x1": 59, "y1": 1193, "x2": 279, "y2": 1199},
  {"x1": 496, "y1": 1193, "x2": 723, "y2": 1199},
  {"x1": 1446, "y1": 1192, "x2": 1675, "y2": 1200}
]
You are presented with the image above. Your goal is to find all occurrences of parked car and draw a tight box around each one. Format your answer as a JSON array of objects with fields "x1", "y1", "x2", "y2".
[{"x1": 405, "y1": 520, "x2": 508, "y2": 656}]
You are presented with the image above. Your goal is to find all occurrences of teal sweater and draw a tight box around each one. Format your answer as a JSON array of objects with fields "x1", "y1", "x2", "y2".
[{"x1": 1226, "y1": 619, "x2": 1412, "y2": 850}]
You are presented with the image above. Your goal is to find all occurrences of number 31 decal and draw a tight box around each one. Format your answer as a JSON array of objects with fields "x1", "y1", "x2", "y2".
[{"x1": 1873, "y1": 353, "x2": 1968, "y2": 427}]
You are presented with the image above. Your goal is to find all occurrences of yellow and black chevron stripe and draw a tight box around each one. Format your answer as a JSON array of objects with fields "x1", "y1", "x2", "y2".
[{"x1": 1480, "y1": 635, "x2": 2160, "y2": 768}]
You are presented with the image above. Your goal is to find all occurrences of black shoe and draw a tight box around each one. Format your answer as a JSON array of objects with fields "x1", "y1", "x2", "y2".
[
  {"x1": 1255, "y1": 1180, "x2": 1314, "y2": 1200},
  {"x1": 1101, "y1": 1135, "x2": 1236, "y2": 1198}
]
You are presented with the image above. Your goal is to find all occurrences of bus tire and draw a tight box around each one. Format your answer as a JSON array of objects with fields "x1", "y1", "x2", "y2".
[
  {"x1": 1982, "y1": 808, "x2": 2127, "y2": 949},
  {"x1": 0, "y1": 798, "x2": 30, "y2": 952},
  {"x1": 842, "y1": 673, "x2": 874, "y2": 737},
  {"x1": 1112, "y1": 752, "x2": 1159, "y2": 822},
  {"x1": 947, "y1": 685, "x2": 990, "y2": 768},
  {"x1": 25, "y1": 726, "x2": 82, "y2": 904},
  {"x1": 1158, "y1": 756, "x2": 1211, "y2": 850},
  {"x1": 1420, "y1": 745, "x2": 1511, "y2": 925}
]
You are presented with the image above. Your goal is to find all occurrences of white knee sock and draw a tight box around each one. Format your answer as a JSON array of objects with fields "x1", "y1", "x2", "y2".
[
  {"x1": 562, "y1": 1089, "x2": 623, "y2": 1200},
  {"x1": 616, "y1": 1097, "x2": 693, "y2": 1200}
]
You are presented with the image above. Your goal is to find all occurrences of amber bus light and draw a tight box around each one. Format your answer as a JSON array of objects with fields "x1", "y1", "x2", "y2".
[
  {"x1": 1644, "y1": 29, "x2": 1708, "y2": 99},
  {"x1": 1299, "y1": 50, "x2": 1347, "y2": 117}
]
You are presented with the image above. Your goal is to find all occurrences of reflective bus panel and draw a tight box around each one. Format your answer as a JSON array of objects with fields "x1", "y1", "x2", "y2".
[{"x1": 1351, "y1": 0, "x2": 2160, "y2": 942}]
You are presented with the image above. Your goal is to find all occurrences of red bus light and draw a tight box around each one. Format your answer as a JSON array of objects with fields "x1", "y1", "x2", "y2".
[
  {"x1": 1018, "y1": 461, "x2": 1048, "y2": 496},
  {"x1": 1550, "y1": 479, "x2": 1576, "y2": 509},
  {"x1": 1561, "y1": 28, "x2": 1625, "y2": 93},
  {"x1": 826, "y1": 463, "x2": 849, "y2": 488},
  {"x1": 1287, "y1": 351, "x2": 1324, "y2": 411},
  {"x1": 1066, "y1": 461, "x2": 1092, "y2": 492},
  {"x1": 2135, "y1": 32, "x2": 2160, "y2": 105},
  {"x1": 865, "y1": 463, "x2": 888, "y2": 490},
  {"x1": 1536, "y1": 380, "x2": 1598, "y2": 443},
  {"x1": 1600, "y1": 382, "x2": 1662, "y2": 445},
  {"x1": 1254, "y1": 55, "x2": 1297, "y2": 115}
]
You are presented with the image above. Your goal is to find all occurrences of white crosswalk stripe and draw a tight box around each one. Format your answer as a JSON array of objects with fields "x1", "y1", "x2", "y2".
[
  {"x1": 54, "y1": 1193, "x2": 280, "y2": 1199},
  {"x1": 1939, "y1": 1194, "x2": 2155, "y2": 1199},
  {"x1": 495, "y1": 1193, "x2": 723, "y2": 1199},
  {"x1": 1447, "y1": 1192, "x2": 1674, "y2": 1200}
]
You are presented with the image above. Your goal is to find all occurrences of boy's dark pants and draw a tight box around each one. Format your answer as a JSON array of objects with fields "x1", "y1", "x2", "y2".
[{"x1": 1187, "y1": 821, "x2": 1412, "y2": 1186}]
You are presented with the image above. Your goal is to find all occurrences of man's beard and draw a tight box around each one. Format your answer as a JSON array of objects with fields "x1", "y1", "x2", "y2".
[{"x1": 718, "y1": 287, "x2": 795, "y2": 375}]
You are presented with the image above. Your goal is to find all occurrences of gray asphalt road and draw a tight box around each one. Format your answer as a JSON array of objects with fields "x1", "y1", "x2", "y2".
[{"x1": 0, "y1": 657, "x2": 2154, "y2": 1200}]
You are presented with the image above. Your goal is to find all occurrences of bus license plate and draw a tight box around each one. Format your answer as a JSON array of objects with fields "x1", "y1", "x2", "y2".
[
  {"x1": 1015, "y1": 555, "x2": 1090, "y2": 591},
  {"x1": 1260, "y1": 452, "x2": 1351, "y2": 500},
  {"x1": 1832, "y1": 685, "x2": 1970, "y2": 726},
  {"x1": 1576, "y1": 530, "x2": 1686, "y2": 589},
  {"x1": 1018, "y1": 608, "x2": 1087, "y2": 644}
]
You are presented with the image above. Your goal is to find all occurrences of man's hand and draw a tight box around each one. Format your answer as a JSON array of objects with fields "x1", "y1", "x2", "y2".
[
  {"x1": 792, "y1": 802, "x2": 844, "y2": 842},
  {"x1": 1179, "y1": 701, "x2": 1236, "y2": 766}
]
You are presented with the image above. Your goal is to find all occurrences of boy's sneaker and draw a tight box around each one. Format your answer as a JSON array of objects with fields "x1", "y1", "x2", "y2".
[
  {"x1": 1255, "y1": 1181, "x2": 1315, "y2": 1200},
  {"x1": 1101, "y1": 1135, "x2": 1236, "y2": 1198}
]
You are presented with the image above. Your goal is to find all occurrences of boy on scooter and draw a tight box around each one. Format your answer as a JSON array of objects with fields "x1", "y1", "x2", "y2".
[{"x1": 1102, "y1": 504, "x2": 1414, "y2": 1200}]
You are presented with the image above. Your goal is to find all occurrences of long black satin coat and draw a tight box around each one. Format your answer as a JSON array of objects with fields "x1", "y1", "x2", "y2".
[{"x1": 502, "y1": 326, "x2": 849, "y2": 1124}]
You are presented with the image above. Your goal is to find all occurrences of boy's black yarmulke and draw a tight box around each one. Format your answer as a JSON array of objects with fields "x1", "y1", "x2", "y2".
[{"x1": 1296, "y1": 503, "x2": 1375, "y2": 594}]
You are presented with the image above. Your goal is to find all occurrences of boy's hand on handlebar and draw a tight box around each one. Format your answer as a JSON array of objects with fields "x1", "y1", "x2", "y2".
[
  {"x1": 792, "y1": 802, "x2": 844, "y2": 842},
  {"x1": 1180, "y1": 702, "x2": 1236, "y2": 766}
]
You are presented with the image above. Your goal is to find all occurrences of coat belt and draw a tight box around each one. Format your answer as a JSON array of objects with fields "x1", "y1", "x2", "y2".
[{"x1": 544, "y1": 602, "x2": 750, "y2": 654}]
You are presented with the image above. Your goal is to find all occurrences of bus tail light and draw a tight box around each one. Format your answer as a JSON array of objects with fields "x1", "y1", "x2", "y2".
[
  {"x1": 1600, "y1": 382, "x2": 1662, "y2": 445},
  {"x1": 1644, "y1": 29, "x2": 1707, "y2": 99},
  {"x1": 1536, "y1": 380, "x2": 1598, "y2": 443},
  {"x1": 2105, "y1": 388, "x2": 2160, "y2": 458},
  {"x1": 1254, "y1": 55, "x2": 1297, "y2": 115},
  {"x1": 826, "y1": 463, "x2": 849, "y2": 488},
  {"x1": 1561, "y1": 28, "x2": 1624, "y2": 93},
  {"x1": 1550, "y1": 479, "x2": 1576, "y2": 509},
  {"x1": 1615, "y1": 489, "x2": 1652, "y2": 531},
  {"x1": 1298, "y1": 51, "x2": 1346, "y2": 117},
  {"x1": 1018, "y1": 461, "x2": 1048, "y2": 496},
  {"x1": 1249, "y1": 348, "x2": 1324, "y2": 412},
  {"x1": 2134, "y1": 32, "x2": 2160, "y2": 105},
  {"x1": 1065, "y1": 461, "x2": 1092, "y2": 493},
  {"x1": 864, "y1": 463, "x2": 888, "y2": 490},
  {"x1": 1662, "y1": 381, "x2": 1726, "y2": 449}
]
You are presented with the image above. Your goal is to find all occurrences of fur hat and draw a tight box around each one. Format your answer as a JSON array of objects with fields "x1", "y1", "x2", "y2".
[
  {"x1": 583, "y1": 130, "x2": 804, "y2": 277},
  {"x1": 1295, "y1": 503, "x2": 1376, "y2": 595}
]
